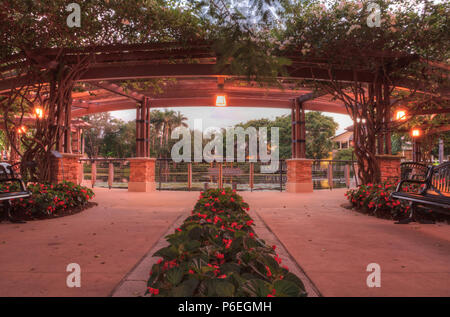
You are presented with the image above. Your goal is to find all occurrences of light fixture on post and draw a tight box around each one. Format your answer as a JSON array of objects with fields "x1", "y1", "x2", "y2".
[
  {"x1": 34, "y1": 107, "x2": 44, "y2": 119},
  {"x1": 215, "y1": 95, "x2": 227, "y2": 107},
  {"x1": 395, "y1": 110, "x2": 407, "y2": 121},
  {"x1": 17, "y1": 125, "x2": 27, "y2": 134},
  {"x1": 215, "y1": 77, "x2": 227, "y2": 107},
  {"x1": 411, "y1": 127, "x2": 421, "y2": 138}
]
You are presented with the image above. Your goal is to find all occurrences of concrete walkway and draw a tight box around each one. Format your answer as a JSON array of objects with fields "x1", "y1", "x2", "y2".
[
  {"x1": 0, "y1": 189, "x2": 196, "y2": 296},
  {"x1": 242, "y1": 189, "x2": 450, "y2": 297},
  {"x1": 0, "y1": 188, "x2": 448, "y2": 297}
]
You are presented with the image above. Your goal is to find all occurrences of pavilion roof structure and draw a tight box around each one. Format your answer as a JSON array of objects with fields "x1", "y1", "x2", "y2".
[
  {"x1": 0, "y1": 42, "x2": 448, "y2": 118},
  {"x1": 70, "y1": 78, "x2": 347, "y2": 117}
]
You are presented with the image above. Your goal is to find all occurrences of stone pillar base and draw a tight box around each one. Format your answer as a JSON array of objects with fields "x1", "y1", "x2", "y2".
[
  {"x1": 128, "y1": 157, "x2": 156, "y2": 192},
  {"x1": 286, "y1": 159, "x2": 313, "y2": 193},
  {"x1": 376, "y1": 154, "x2": 403, "y2": 183},
  {"x1": 50, "y1": 153, "x2": 82, "y2": 184}
]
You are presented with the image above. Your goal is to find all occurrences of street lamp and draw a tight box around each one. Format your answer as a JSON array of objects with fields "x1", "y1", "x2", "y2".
[
  {"x1": 34, "y1": 107, "x2": 44, "y2": 119},
  {"x1": 411, "y1": 128, "x2": 421, "y2": 138},
  {"x1": 395, "y1": 110, "x2": 407, "y2": 121},
  {"x1": 215, "y1": 95, "x2": 227, "y2": 107},
  {"x1": 17, "y1": 126, "x2": 27, "y2": 134}
]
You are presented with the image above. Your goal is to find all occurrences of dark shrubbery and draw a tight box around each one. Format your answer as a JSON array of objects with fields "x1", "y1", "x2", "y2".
[
  {"x1": 146, "y1": 188, "x2": 307, "y2": 297},
  {"x1": 0, "y1": 181, "x2": 95, "y2": 219}
]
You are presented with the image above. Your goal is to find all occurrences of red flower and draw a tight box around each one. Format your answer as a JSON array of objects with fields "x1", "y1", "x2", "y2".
[
  {"x1": 188, "y1": 269, "x2": 195, "y2": 274},
  {"x1": 265, "y1": 265, "x2": 272, "y2": 277},
  {"x1": 148, "y1": 287, "x2": 159, "y2": 295},
  {"x1": 216, "y1": 253, "x2": 224, "y2": 260}
]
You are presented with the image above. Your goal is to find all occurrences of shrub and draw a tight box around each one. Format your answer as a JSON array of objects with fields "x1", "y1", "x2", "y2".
[
  {"x1": 0, "y1": 181, "x2": 95, "y2": 218},
  {"x1": 345, "y1": 182, "x2": 412, "y2": 219},
  {"x1": 146, "y1": 188, "x2": 307, "y2": 297}
]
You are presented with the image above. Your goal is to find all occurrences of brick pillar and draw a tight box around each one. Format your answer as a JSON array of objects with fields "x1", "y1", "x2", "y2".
[
  {"x1": 128, "y1": 157, "x2": 156, "y2": 192},
  {"x1": 286, "y1": 159, "x2": 313, "y2": 193},
  {"x1": 50, "y1": 153, "x2": 82, "y2": 184},
  {"x1": 376, "y1": 154, "x2": 402, "y2": 183}
]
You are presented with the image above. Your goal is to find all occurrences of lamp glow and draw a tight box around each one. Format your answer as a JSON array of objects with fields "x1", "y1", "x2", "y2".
[
  {"x1": 395, "y1": 110, "x2": 406, "y2": 121},
  {"x1": 215, "y1": 95, "x2": 227, "y2": 107},
  {"x1": 411, "y1": 128, "x2": 421, "y2": 138},
  {"x1": 34, "y1": 107, "x2": 44, "y2": 119},
  {"x1": 17, "y1": 126, "x2": 27, "y2": 134}
]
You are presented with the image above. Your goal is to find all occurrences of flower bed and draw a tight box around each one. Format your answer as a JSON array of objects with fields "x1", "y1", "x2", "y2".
[
  {"x1": 0, "y1": 181, "x2": 95, "y2": 220},
  {"x1": 345, "y1": 182, "x2": 415, "y2": 220},
  {"x1": 146, "y1": 188, "x2": 307, "y2": 297}
]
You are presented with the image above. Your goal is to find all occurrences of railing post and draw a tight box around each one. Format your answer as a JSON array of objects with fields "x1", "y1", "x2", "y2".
[
  {"x1": 187, "y1": 162, "x2": 192, "y2": 191},
  {"x1": 108, "y1": 161, "x2": 114, "y2": 189},
  {"x1": 327, "y1": 162, "x2": 333, "y2": 190},
  {"x1": 79, "y1": 160, "x2": 84, "y2": 185},
  {"x1": 218, "y1": 162, "x2": 223, "y2": 189},
  {"x1": 91, "y1": 161, "x2": 96, "y2": 188},
  {"x1": 249, "y1": 162, "x2": 254, "y2": 192},
  {"x1": 344, "y1": 164, "x2": 350, "y2": 188},
  {"x1": 279, "y1": 160, "x2": 283, "y2": 192}
]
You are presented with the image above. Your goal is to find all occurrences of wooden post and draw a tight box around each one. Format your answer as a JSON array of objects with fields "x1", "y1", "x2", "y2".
[
  {"x1": 327, "y1": 162, "x2": 333, "y2": 190},
  {"x1": 108, "y1": 161, "x2": 114, "y2": 189},
  {"x1": 291, "y1": 101, "x2": 296, "y2": 158},
  {"x1": 91, "y1": 161, "x2": 96, "y2": 188},
  {"x1": 187, "y1": 162, "x2": 192, "y2": 190},
  {"x1": 79, "y1": 160, "x2": 84, "y2": 185},
  {"x1": 136, "y1": 106, "x2": 141, "y2": 157},
  {"x1": 344, "y1": 164, "x2": 350, "y2": 188},
  {"x1": 295, "y1": 99, "x2": 301, "y2": 158},
  {"x1": 299, "y1": 103, "x2": 306, "y2": 158},
  {"x1": 249, "y1": 162, "x2": 254, "y2": 191},
  {"x1": 218, "y1": 162, "x2": 223, "y2": 189},
  {"x1": 384, "y1": 83, "x2": 392, "y2": 154}
]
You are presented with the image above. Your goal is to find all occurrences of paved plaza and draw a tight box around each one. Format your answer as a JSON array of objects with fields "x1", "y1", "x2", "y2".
[{"x1": 0, "y1": 189, "x2": 448, "y2": 297}]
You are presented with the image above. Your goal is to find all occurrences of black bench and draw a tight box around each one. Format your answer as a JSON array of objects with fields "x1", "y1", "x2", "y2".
[
  {"x1": 0, "y1": 163, "x2": 31, "y2": 223},
  {"x1": 391, "y1": 162, "x2": 450, "y2": 223}
]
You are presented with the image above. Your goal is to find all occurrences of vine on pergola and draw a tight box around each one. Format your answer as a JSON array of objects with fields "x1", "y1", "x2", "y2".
[
  {"x1": 0, "y1": 0, "x2": 448, "y2": 185},
  {"x1": 277, "y1": 0, "x2": 449, "y2": 184},
  {"x1": 0, "y1": 0, "x2": 212, "y2": 182}
]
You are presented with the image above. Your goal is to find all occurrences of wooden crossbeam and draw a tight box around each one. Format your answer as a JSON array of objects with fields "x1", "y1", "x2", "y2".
[{"x1": 89, "y1": 81, "x2": 145, "y2": 102}]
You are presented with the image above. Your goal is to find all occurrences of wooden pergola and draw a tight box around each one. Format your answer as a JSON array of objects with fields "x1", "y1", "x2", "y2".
[{"x1": 0, "y1": 42, "x2": 447, "y2": 188}]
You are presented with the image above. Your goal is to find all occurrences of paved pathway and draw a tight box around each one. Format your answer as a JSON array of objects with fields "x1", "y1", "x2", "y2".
[
  {"x1": 242, "y1": 189, "x2": 450, "y2": 297},
  {"x1": 0, "y1": 188, "x2": 448, "y2": 297},
  {"x1": 0, "y1": 189, "x2": 196, "y2": 296}
]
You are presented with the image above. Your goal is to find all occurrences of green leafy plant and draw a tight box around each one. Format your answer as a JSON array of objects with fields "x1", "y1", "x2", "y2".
[
  {"x1": 146, "y1": 188, "x2": 306, "y2": 297},
  {"x1": 0, "y1": 181, "x2": 94, "y2": 219},
  {"x1": 345, "y1": 182, "x2": 414, "y2": 219}
]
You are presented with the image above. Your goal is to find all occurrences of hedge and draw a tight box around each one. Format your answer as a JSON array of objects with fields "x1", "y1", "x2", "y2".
[
  {"x1": 146, "y1": 188, "x2": 307, "y2": 297},
  {"x1": 0, "y1": 181, "x2": 95, "y2": 219}
]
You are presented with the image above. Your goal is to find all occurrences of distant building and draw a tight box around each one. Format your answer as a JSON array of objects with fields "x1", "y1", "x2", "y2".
[
  {"x1": 332, "y1": 130, "x2": 353, "y2": 151},
  {"x1": 331, "y1": 126, "x2": 414, "y2": 160}
]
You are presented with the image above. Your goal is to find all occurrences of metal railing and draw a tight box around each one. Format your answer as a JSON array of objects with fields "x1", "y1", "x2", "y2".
[
  {"x1": 155, "y1": 159, "x2": 286, "y2": 192},
  {"x1": 312, "y1": 160, "x2": 357, "y2": 190},
  {"x1": 80, "y1": 158, "x2": 356, "y2": 191}
]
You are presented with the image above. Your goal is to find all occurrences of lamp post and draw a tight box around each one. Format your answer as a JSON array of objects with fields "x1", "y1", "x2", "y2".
[{"x1": 411, "y1": 127, "x2": 421, "y2": 161}]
